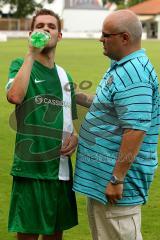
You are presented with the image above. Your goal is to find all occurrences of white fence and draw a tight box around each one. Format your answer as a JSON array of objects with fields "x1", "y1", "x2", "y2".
[
  {"x1": 0, "y1": 30, "x2": 101, "y2": 40},
  {"x1": 0, "y1": 31, "x2": 152, "y2": 41}
]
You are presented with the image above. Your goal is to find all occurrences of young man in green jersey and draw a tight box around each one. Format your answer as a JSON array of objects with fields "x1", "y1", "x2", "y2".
[{"x1": 6, "y1": 9, "x2": 78, "y2": 240}]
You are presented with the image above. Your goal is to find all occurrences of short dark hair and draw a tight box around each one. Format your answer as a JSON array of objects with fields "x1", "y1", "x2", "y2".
[{"x1": 31, "y1": 9, "x2": 61, "y2": 32}]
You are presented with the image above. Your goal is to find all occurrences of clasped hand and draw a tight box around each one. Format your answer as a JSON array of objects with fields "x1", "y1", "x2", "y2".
[
  {"x1": 105, "y1": 183, "x2": 123, "y2": 204},
  {"x1": 60, "y1": 133, "x2": 78, "y2": 156}
]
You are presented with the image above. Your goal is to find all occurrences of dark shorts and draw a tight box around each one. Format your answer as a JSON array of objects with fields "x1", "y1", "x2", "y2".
[{"x1": 8, "y1": 177, "x2": 78, "y2": 235}]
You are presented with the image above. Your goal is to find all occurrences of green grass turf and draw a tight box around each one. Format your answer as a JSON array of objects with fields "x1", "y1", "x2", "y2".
[{"x1": 0, "y1": 38, "x2": 160, "y2": 239}]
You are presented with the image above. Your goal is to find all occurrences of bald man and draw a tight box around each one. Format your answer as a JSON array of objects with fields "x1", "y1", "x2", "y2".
[{"x1": 74, "y1": 10, "x2": 160, "y2": 240}]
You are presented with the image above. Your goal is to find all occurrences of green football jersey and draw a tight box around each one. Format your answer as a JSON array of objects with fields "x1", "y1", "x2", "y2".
[{"x1": 7, "y1": 58, "x2": 77, "y2": 179}]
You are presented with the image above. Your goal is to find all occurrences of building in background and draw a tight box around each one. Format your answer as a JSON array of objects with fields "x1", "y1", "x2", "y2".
[
  {"x1": 129, "y1": 0, "x2": 160, "y2": 39},
  {"x1": 62, "y1": 0, "x2": 111, "y2": 38},
  {"x1": 1, "y1": 0, "x2": 160, "y2": 39},
  {"x1": 64, "y1": 0, "x2": 103, "y2": 8},
  {"x1": 0, "y1": 0, "x2": 113, "y2": 39}
]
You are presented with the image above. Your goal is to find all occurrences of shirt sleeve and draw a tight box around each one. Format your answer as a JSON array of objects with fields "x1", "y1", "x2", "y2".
[
  {"x1": 67, "y1": 73, "x2": 78, "y2": 120},
  {"x1": 5, "y1": 58, "x2": 23, "y2": 91},
  {"x1": 113, "y1": 82, "x2": 152, "y2": 132}
]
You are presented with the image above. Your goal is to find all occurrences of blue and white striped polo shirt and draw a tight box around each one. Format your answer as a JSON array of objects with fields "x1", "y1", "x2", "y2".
[{"x1": 73, "y1": 49, "x2": 160, "y2": 205}]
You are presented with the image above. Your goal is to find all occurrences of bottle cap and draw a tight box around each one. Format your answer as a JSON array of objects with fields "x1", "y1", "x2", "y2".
[{"x1": 29, "y1": 31, "x2": 51, "y2": 48}]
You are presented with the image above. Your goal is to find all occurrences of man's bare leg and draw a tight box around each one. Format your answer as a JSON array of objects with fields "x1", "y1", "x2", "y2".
[{"x1": 42, "y1": 232, "x2": 63, "y2": 240}]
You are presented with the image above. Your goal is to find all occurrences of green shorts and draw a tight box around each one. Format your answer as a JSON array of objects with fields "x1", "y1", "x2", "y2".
[{"x1": 8, "y1": 177, "x2": 78, "y2": 235}]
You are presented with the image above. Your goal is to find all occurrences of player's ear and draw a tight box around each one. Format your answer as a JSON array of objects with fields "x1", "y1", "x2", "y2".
[{"x1": 58, "y1": 32, "x2": 62, "y2": 42}]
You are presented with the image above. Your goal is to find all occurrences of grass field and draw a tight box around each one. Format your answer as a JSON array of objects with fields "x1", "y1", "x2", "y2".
[{"x1": 0, "y1": 38, "x2": 160, "y2": 240}]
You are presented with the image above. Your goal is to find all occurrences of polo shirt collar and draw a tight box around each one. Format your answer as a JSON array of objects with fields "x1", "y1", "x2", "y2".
[{"x1": 110, "y1": 49, "x2": 146, "y2": 69}]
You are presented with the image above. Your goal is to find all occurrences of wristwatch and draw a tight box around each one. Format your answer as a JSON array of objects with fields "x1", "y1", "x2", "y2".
[{"x1": 110, "y1": 175, "x2": 124, "y2": 185}]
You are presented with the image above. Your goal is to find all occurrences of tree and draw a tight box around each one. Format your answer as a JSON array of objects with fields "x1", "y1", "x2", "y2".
[
  {"x1": 103, "y1": 0, "x2": 147, "y2": 7},
  {"x1": 106, "y1": 0, "x2": 124, "y2": 4},
  {"x1": 0, "y1": 0, "x2": 42, "y2": 18},
  {"x1": 127, "y1": 0, "x2": 147, "y2": 7}
]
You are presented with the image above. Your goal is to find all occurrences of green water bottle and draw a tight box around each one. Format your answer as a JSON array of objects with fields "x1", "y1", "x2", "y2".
[{"x1": 29, "y1": 31, "x2": 51, "y2": 48}]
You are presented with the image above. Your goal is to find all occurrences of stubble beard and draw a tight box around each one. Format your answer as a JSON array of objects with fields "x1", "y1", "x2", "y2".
[
  {"x1": 41, "y1": 46, "x2": 54, "y2": 55},
  {"x1": 41, "y1": 42, "x2": 57, "y2": 55}
]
